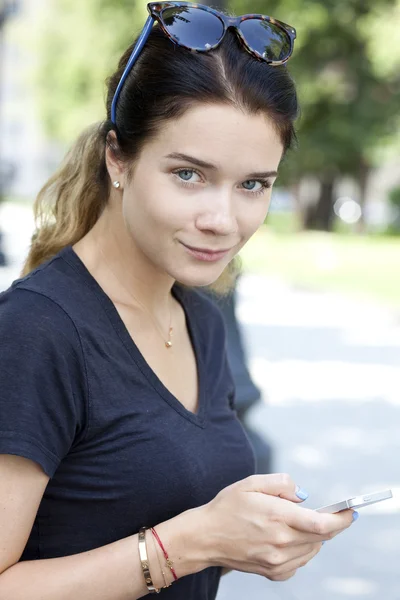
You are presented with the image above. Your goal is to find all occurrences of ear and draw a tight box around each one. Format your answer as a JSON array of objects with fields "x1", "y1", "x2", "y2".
[{"x1": 105, "y1": 131, "x2": 125, "y2": 189}]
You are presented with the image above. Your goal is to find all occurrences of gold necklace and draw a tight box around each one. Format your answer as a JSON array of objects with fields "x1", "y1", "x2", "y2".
[{"x1": 98, "y1": 246, "x2": 174, "y2": 349}]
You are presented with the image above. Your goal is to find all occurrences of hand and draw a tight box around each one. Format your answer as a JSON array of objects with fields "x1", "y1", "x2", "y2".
[{"x1": 202, "y1": 473, "x2": 355, "y2": 581}]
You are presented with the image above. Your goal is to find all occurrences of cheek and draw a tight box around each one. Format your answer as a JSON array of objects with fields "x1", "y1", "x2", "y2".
[
  {"x1": 239, "y1": 195, "x2": 272, "y2": 237},
  {"x1": 123, "y1": 184, "x2": 188, "y2": 245},
  {"x1": 148, "y1": 203, "x2": 189, "y2": 233}
]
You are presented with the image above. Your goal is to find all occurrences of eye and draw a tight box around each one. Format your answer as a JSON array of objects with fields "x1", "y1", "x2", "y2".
[
  {"x1": 174, "y1": 169, "x2": 202, "y2": 183},
  {"x1": 241, "y1": 180, "x2": 271, "y2": 193}
]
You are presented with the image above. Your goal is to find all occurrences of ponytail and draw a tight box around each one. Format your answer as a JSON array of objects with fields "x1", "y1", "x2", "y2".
[{"x1": 21, "y1": 122, "x2": 108, "y2": 276}]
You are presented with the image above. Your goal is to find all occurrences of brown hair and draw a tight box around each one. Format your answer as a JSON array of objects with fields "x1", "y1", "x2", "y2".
[{"x1": 22, "y1": 26, "x2": 298, "y2": 292}]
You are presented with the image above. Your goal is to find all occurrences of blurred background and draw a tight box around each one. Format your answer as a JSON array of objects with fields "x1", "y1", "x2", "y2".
[{"x1": 0, "y1": 0, "x2": 399, "y2": 598}]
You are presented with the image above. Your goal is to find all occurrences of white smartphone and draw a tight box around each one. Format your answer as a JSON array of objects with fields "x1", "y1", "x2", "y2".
[{"x1": 316, "y1": 489, "x2": 393, "y2": 513}]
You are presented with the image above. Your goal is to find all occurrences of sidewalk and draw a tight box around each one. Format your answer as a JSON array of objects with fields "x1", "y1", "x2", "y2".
[{"x1": 217, "y1": 276, "x2": 400, "y2": 600}]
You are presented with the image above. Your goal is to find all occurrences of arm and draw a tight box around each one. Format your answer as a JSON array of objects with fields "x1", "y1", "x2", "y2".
[
  {"x1": 0, "y1": 456, "x2": 356, "y2": 597},
  {"x1": 0, "y1": 455, "x2": 211, "y2": 600}
]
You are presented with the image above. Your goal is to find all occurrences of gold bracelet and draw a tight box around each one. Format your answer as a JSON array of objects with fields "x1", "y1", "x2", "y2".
[
  {"x1": 138, "y1": 527, "x2": 160, "y2": 594},
  {"x1": 151, "y1": 528, "x2": 172, "y2": 589}
]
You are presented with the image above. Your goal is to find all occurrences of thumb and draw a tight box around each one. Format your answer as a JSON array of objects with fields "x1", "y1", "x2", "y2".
[{"x1": 240, "y1": 473, "x2": 309, "y2": 503}]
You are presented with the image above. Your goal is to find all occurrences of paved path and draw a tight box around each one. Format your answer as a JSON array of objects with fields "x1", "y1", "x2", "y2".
[
  {"x1": 218, "y1": 277, "x2": 400, "y2": 600},
  {"x1": 1, "y1": 202, "x2": 400, "y2": 599}
]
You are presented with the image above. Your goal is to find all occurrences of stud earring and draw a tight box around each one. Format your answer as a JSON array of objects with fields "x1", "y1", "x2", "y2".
[{"x1": 113, "y1": 181, "x2": 120, "y2": 189}]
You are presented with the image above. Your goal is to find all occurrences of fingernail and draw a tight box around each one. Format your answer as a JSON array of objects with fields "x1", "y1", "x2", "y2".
[
  {"x1": 352, "y1": 511, "x2": 359, "y2": 522},
  {"x1": 295, "y1": 485, "x2": 309, "y2": 501}
]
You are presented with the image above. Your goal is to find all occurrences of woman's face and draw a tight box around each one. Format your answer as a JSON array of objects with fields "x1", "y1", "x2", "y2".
[{"x1": 119, "y1": 103, "x2": 284, "y2": 287}]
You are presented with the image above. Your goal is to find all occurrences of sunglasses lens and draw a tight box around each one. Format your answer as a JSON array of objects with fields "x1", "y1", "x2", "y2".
[
  {"x1": 239, "y1": 19, "x2": 291, "y2": 62},
  {"x1": 161, "y1": 6, "x2": 224, "y2": 50}
]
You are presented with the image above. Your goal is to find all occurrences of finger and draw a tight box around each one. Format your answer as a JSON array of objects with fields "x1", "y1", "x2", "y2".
[
  {"x1": 268, "y1": 568, "x2": 297, "y2": 582},
  {"x1": 287, "y1": 531, "x2": 337, "y2": 545},
  {"x1": 281, "y1": 527, "x2": 351, "y2": 546},
  {"x1": 241, "y1": 473, "x2": 310, "y2": 503},
  {"x1": 268, "y1": 544, "x2": 321, "y2": 580},
  {"x1": 265, "y1": 542, "x2": 319, "y2": 566},
  {"x1": 286, "y1": 506, "x2": 356, "y2": 536}
]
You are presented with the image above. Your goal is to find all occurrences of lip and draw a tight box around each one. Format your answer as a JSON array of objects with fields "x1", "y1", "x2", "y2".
[{"x1": 180, "y1": 242, "x2": 232, "y2": 263}]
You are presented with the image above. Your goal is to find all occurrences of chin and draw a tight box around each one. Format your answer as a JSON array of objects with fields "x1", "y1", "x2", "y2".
[{"x1": 172, "y1": 265, "x2": 228, "y2": 289}]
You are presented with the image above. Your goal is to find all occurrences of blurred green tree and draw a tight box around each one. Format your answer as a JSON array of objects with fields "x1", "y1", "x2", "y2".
[
  {"x1": 387, "y1": 185, "x2": 400, "y2": 233},
  {"x1": 33, "y1": 0, "x2": 146, "y2": 142},
  {"x1": 34, "y1": 0, "x2": 400, "y2": 232},
  {"x1": 232, "y1": 0, "x2": 400, "y2": 231}
]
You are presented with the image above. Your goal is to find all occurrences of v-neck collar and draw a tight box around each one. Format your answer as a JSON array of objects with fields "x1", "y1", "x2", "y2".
[{"x1": 61, "y1": 246, "x2": 208, "y2": 428}]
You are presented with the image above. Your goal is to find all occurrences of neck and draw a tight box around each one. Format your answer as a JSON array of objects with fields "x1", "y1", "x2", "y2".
[{"x1": 74, "y1": 204, "x2": 175, "y2": 320}]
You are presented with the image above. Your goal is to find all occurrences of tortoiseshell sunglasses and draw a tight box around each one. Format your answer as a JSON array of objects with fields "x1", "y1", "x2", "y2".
[{"x1": 111, "y1": 1, "x2": 296, "y2": 123}]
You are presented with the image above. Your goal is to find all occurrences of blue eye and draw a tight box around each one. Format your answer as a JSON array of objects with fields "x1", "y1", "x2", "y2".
[
  {"x1": 178, "y1": 169, "x2": 194, "y2": 181},
  {"x1": 173, "y1": 168, "x2": 202, "y2": 186},
  {"x1": 243, "y1": 180, "x2": 257, "y2": 190},
  {"x1": 241, "y1": 180, "x2": 271, "y2": 193},
  {"x1": 243, "y1": 180, "x2": 264, "y2": 191},
  {"x1": 177, "y1": 169, "x2": 201, "y2": 182}
]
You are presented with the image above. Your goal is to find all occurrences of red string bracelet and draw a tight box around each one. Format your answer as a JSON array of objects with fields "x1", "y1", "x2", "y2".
[{"x1": 150, "y1": 527, "x2": 178, "y2": 582}]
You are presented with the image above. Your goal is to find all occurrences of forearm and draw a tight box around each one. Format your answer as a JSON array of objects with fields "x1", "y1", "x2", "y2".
[{"x1": 0, "y1": 507, "x2": 210, "y2": 600}]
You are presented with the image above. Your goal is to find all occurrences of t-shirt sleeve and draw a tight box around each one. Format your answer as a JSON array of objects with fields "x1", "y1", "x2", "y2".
[{"x1": 0, "y1": 286, "x2": 87, "y2": 477}]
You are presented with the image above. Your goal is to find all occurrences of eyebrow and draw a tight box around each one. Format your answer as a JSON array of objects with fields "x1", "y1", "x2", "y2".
[{"x1": 164, "y1": 152, "x2": 278, "y2": 179}]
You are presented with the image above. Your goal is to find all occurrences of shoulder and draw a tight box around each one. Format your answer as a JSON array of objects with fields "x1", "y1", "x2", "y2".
[
  {"x1": 1, "y1": 248, "x2": 87, "y2": 340},
  {"x1": 0, "y1": 274, "x2": 88, "y2": 420},
  {"x1": 0, "y1": 281, "x2": 88, "y2": 478},
  {"x1": 0, "y1": 279, "x2": 81, "y2": 354},
  {"x1": 8, "y1": 248, "x2": 80, "y2": 306}
]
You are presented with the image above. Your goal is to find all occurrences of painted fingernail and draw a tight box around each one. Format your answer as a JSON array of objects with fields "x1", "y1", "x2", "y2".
[
  {"x1": 295, "y1": 486, "x2": 309, "y2": 501},
  {"x1": 352, "y1": 511, "x2": 359, "y2": 521}
]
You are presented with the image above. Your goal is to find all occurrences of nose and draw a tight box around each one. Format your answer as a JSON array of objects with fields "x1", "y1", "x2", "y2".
[{"x1": 195, "y1": 190, "x2": 239, "y2": 237}]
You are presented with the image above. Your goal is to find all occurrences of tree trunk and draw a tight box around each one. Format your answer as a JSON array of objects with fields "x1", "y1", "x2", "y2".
[
  {"x1": 290, "y1": 181, "x2": 304, "y2": 231},
  {"x1": 355, "y1": 159, "x2": 371, "y2": 234},
  {"x1": 303, "y1": 175, "x2": 336, "y2": 232}
]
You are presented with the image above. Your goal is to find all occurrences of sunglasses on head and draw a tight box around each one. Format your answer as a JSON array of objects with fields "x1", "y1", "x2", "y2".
[{"x1": 111, "y1": 2, "x2": 296, "y2": 124}]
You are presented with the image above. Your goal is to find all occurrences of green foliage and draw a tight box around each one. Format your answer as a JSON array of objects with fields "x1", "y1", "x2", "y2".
[
  {"x1": 231, "y1": 0, "x2": 400, "y2": 184},
  {"x1": 386, "y1": 185, "x2": 400, "y2": 235},
  {"x1": 388, "y1": 186, "x2": 400, "y2": 209},
  {"x1": 32, "y1": 0, "x2": 400, "y2": 179},
  {"x1": 34, "y1": 0, "x2": 147, "y2": 142}
]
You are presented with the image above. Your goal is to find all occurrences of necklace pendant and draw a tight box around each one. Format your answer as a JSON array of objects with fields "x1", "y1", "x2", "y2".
[{"x1": 165, "y1": 326, "x2": 173, "y2": 348}]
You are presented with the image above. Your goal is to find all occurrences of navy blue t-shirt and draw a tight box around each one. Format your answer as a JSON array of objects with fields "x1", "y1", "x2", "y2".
[{"x1": 0, "y1": 247, "x2": 255, "y2": 599}]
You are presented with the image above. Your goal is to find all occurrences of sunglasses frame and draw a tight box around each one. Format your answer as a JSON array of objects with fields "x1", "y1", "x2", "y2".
[{"x1": 111, "y1": 1, "x2": 296, "y2": 124}]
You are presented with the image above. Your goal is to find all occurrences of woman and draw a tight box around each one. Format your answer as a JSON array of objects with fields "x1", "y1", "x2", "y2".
[{"x1": 0, "y1": 3, "x2": 356, "y2": 599}]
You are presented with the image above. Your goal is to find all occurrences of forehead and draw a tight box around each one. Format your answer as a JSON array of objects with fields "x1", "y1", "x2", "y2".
[{"x1": 140, "y1": 103, "x2": 284, "y2": 171}]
